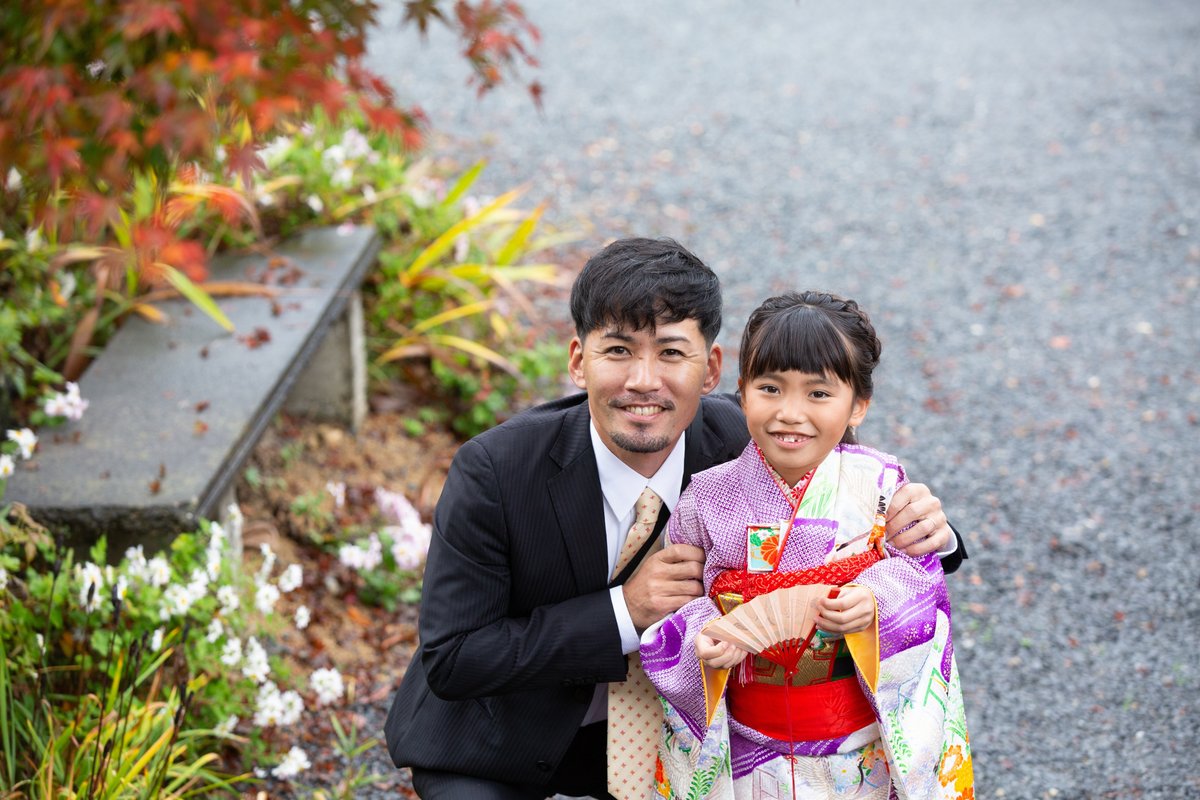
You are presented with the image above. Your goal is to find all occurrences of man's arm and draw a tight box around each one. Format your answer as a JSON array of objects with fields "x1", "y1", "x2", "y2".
[
  {"x1": 886, "y1": 482, "x2": 968, "y2": 574},
  {"x1": 418, "y1": 439, "x2": 628, "y2": 701}
]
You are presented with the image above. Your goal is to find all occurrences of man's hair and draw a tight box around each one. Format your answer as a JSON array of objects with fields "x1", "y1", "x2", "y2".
[{"x1": 569, "y1": 237, "x2": 722, "y2": 344}]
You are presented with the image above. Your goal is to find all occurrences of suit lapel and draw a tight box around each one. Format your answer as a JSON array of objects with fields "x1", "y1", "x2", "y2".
[
  {"x1": 682, "y1": 397, "x2": 717, "y2": 491},
  {"x1": 547, "y1": 402, "x2": 609, "y2": 592}
]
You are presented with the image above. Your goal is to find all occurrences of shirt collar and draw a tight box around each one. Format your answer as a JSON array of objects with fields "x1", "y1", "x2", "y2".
[{"x1": 589, "y1": 422, "x2": 686, "y2": 520}]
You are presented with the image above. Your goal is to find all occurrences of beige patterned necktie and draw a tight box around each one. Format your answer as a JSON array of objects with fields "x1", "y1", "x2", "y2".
[{"x1": 607, "y1": 486, "x2": 665, "y2": 800}]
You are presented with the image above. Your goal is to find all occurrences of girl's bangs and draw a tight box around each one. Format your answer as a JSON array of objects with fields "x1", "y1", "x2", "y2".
[{"x1": 744, "y1": 308, "x2": 856, "y2": 385}]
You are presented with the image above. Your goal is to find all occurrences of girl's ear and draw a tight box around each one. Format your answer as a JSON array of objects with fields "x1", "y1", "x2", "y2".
[{"x1": 849, "y1": 396, "x2": 871, "y2": 427}]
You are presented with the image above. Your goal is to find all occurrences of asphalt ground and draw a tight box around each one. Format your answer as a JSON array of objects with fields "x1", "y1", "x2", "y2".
[{"x1": 364, "y1": 2, "x2": 1200, "y2": 797}]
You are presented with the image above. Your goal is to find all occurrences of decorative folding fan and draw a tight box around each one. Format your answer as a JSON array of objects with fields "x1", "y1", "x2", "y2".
[{"x1": 703, "y1": 583, "x2": 839, "y2": 677}]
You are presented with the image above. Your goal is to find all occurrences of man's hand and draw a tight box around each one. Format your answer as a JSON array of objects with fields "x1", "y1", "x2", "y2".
[
  {"x1": 695, "y1": 631, "x2": 748, "y2": 669},
  {"x1": 815, "y1": 585, "x2": 876, "y2": 634},
  {"x1": 623, "y1": 543, "x2": 705, "y2": 632},
  {"x1": 886, "y1": 482, "x2": 950, "y2": 558}
]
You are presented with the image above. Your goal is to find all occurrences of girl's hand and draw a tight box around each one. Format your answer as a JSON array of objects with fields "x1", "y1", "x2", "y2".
[
  {"x1": 815, "y1": 585, "x2": 876, "y2": 634},
  {"x1": 695, "y1": 632, "x2": 749, "y2": 669}
]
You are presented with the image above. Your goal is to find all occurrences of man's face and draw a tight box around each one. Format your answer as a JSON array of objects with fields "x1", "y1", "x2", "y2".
[{"x1": 568, "y1": 319, "x2": 722, "y2": 477}]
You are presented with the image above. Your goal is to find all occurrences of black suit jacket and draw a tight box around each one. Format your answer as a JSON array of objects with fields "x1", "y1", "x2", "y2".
[
  {"x1": 385, "y1": 392, "x2": 748, "y2": 784},
  {"x1": 384, "y1": 391, "x2": 966, "y2": 785}
]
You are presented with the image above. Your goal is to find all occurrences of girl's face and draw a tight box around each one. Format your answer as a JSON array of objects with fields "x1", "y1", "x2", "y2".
[{"x1": 741, "y1": 369, "x2": 870, "y2": 486}]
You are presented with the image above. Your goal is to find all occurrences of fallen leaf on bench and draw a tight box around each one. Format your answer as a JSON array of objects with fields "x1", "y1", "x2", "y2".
[
  {"x1": 148, "y1": 479, "x2": 161, "y2": 495},
  {"x1": 195, "y1": 400, "x2": 210, "y2": 413},
  {"x1": 238, "y1": 327, "x2": 272, "y2": 349},
  {"x1": 194, "y1": 420, "x2": 209, "y2": 436}
]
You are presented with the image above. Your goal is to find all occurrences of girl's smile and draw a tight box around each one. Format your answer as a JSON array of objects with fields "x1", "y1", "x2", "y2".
[{"x1": 742, "y1": 369, "x2": 870, "y2": 486}]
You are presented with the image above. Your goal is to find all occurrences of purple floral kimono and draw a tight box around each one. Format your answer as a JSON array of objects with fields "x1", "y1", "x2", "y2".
[{"x1": 640, "y1": 443, "x2": 974, "y2": 799}]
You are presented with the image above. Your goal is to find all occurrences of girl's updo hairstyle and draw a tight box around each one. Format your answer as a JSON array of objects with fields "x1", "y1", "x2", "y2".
[{"x1": 738, "y1": 290, "x2": 882, "y2": 404}]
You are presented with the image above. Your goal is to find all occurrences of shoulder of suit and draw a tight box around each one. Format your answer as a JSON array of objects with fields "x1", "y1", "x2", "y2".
[{"x1": 699, "y1": 393, "x2": 746, "y2": 433}]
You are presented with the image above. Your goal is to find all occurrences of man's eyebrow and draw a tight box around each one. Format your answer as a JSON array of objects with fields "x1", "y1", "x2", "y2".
[{"x1": 598, "y1": 329, "x2": 635, "y2": 342}]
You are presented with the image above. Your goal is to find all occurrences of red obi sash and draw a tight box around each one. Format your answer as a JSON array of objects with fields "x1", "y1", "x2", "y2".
[
  {"x1": 708, "y1": 547, "x2": 883, "y2": 603},
  {"x1": 727, "y1": 675, "x2": 877, "y2": 741},
  {"x1": 709, "y1": 547, "x2": 883, "y2": 741}
]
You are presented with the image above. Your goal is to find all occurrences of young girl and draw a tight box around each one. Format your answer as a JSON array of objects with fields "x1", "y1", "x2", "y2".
[{"x1": 640, "y1": 292, "x2": 973, "y2": 800}]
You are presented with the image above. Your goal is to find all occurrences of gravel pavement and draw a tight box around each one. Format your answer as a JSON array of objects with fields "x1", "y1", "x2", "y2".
[{"x1": 363, "y1": 2, "x2": 1200, "y2": 797}]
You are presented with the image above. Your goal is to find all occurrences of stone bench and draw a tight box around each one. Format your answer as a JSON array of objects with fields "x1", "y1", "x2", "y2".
[{"x1": 5, "y1": 225, "x2": 380, "y2": 555}]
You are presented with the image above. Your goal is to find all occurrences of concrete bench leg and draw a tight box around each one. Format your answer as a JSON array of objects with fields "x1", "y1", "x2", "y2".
[{"x1": 285, "y1": 290, "x2": 367, "y2": 432}]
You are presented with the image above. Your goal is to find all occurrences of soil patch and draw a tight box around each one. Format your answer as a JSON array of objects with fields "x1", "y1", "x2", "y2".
[{"x1": 234, "y1": 408, "x2": 459, "y2": 797}]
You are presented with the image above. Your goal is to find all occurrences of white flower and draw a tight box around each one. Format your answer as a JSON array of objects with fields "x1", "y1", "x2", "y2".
[
  {"x1": 36, "y1": 633, "x2": 44, "y2": 653},
  {"x1": 147, "y1": 556, "x2": 171, "y2": 587},
  {"x1": 205, "y1": 547, "x2": 222, "y2": 582},
  {"x1": 77, "y1": 562, "x2": 104, "y2": 612},
  {"x1": 215, "y1": 715, "x2": 238, "y2": 736},
  {"x1": 280, "y1": 690, "x2": 304, "y2": 725},
  {"x1": 42, "y1": 383, "x2": 89, "y2": 421},
  {"x1": 255, "y1": 582, "x2": 281, "y2": 615},
  {"x1": 185, "y1": 569, "x2": 209, "y2": 603},
  {"x1": 86, "y1": 59, "x2": 106, "y2": 78},
  {"x1": 341, "y1": 128, "x2": 372, "y2": 160},
  {"x1": 0, "y1": 455, "x2": 13, "y2": 479},
  {"x1": 321, "y1": 144, "x2": 347, "y2": 167},
  {"x1": 220, "y1": 636, "x2": 243, "y2": 667},
  {"x1": 242, "y1": 637, "x2": 270, "y2": 683},
  {"x1": 217, "y1": 584, "x2": 240, "y2": 615},
  {"x1": 453, "y1": 233, "x2": 469, "y2": 263},
  {"x1": 6, "y1": 428, "x2": 36, "y2": 460},
  {"x1": 160, "y1": 584, "x2": 195, "y2": 618},
  {"x1": 125, "y1": 545, "x2": 148, "y2": 581},
  {"x1": 256, "y1": 543, "x2": 276, "y2": 586},
  {"x1": 113, "y1": 575, "x2": 129, "y2": 603},
  {"x1": 278, "y1": 564, "x2": 302, "y2": 593},
  {"x1": 362, "y1": 185, "x2": 377, "y2": 203},
  {"x1": 208, "y1": 521, "x2": 226, "y2": 547},
  {"x1": 214, "y1": 145, "x2": 226, "y2": 163},
  {"x1": 255, "y1": 188, "x2": 276, "y2": 207},
  {"x1": 310, "y1": 667, "x2": 345, "y2": 706},
  {"x1": 271, "y1": 746, "x2": 311, "y2": 780},
  {"x1": 41, "y1": 394, "x2": 67, "y2": 418},
  {"x1": 376, "y1": 488, "x2": 430, "y2": 541},
  {"x1": 391, "y1": 535, "x2": 424, "y2": 571},
  {"x1": 294, "y1": 605, "x2": 310, "y2": 630},
  {"x1": 253, "y1": 680, "x2": 285, "y2": 726},
  {"x1": 205, "y1": 618, "x2": 225, "y2": 643},
  {"x1": 338, "y1": 533, "x2": 382, "y2": 572},
  {"x1": 258, "y1": 136, "x2": 292, "y2": 167},
  {"x1": 331, "y1": 165, "x2": 354, "y2": 187},
  {"x1": 227, "y1": 503, "x2": 244, "y2": 541},
  {"x1": 25, "y1": 229, "x2": 42, "y2": 252},
  {"x1": 0, "y1": 566, "x2": 7, "y2": 591},
  {"x1": 150, "y1": 628, "x2": 164, "y2": 652},
  {"x1": 326, "y1": 481, "x2": 345, "y2": 508},
  {"x1": 305, "y1": 195, "x2": 324, "y2": 214},
  {"x1": 5, "y1": 167, "x2": 21, "y2": 191}
]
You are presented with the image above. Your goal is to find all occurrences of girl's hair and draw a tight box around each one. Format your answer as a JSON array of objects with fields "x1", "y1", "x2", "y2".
[{"x1": 739, "y1": 290, "x2": 882, "y2": 413}]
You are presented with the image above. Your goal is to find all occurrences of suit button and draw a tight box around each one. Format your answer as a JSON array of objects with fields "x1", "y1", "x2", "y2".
[{"x1": 536, "y1": 760, "x2": 551, "y2": 772}]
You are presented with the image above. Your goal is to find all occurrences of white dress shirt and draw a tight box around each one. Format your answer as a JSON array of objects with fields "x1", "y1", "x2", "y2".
[{"x1": 581, "y1": 422, "x2": 685, "y2": 726}]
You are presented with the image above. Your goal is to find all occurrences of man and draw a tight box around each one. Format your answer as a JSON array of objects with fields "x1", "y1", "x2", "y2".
[{"x1": 385, "y1": 238, "x2": 963, "y2": 799}]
